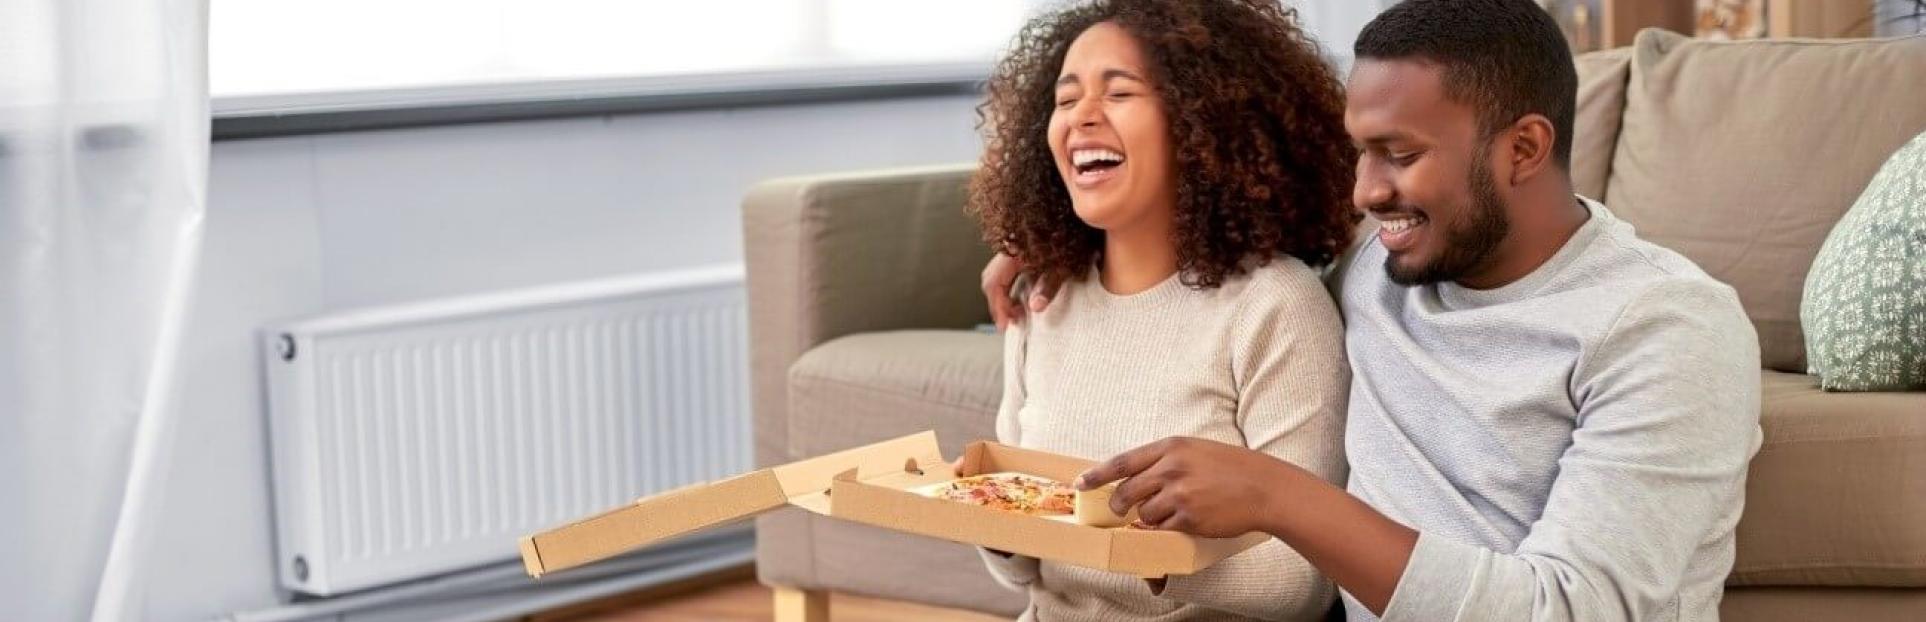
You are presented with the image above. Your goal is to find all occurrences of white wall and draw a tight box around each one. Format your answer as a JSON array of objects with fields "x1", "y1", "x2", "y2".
[
  {"x1": 145, "y1": 94, "x2": 983, "y2": 621},
  {"x1": 1297, "y1": 0, "x2": 1395, "y2": 66}
]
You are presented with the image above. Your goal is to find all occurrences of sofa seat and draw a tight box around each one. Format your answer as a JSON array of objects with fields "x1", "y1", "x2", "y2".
[
  {"x1": 787, "y1": 330, "x2": 1004, "y2": 459},
  {"x1": 1732, "y1": 371, "x2": 1926, "y2": 587}
]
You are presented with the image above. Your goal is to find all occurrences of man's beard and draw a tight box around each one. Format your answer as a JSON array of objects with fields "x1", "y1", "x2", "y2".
[{"x1": 1385, "y1": 154, "x2": 1510, "y2": 286}]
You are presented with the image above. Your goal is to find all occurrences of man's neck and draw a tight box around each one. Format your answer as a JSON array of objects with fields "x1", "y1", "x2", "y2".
[{"x1": 1454, "y1": 189, "x2": 1588, "y2": 291}]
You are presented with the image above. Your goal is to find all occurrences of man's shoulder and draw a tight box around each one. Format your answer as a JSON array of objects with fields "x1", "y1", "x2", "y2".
[
  {"x1": 1580, "y1": 202, "x2": 1747, "y2": 327},
  {"x1": 1575, "y1": 208, "x2": 1758, "y2": 382},
  {"x1": 1585, "y1": 210, "x2": 1715, "y2": 285}
]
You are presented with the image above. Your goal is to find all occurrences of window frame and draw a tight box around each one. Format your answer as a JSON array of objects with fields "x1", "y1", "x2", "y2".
[{"x1": 210, "y1": 61, "x2": 986, "y2": 139}]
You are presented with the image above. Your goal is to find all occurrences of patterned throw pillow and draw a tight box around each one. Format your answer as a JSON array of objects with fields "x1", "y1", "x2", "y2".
[{"x1": 1801, "y1": 129, "x2": 1926, "y2": 391}]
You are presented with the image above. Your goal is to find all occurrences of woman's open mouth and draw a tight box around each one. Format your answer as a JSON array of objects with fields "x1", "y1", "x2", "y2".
[{"x1": 1070, "y1": 148, "x2": 1125, "y2": 188}]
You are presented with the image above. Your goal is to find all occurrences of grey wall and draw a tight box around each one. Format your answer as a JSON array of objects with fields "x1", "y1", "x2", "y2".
[{"x1": 147, "y1": 94, "x2": 982, "y2": 620}]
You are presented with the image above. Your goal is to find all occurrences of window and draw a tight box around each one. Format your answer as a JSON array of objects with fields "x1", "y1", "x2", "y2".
[{"x1": 210, "y1": 0, "x2": 1034, "y2": 101}]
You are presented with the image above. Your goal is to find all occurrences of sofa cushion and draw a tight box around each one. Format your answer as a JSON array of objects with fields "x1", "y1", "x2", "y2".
[
  {"x1": 1571, "y1": 47, "x2": 1632, "y2": 201},
  {"x1": 1605, "y1": 30, "x2": 1926, "y2": 373},
  {"x1": 786, "y1": 329, "x2": 1002, "y2": 460},
  {"x1": 1730, "y1": 371, "x2": 1926, "y2": 587}
]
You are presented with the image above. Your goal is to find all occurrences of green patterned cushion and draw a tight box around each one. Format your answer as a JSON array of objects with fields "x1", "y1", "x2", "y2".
[{"x1": 1801, "y1": 130, "x2": 1926, "y2": 391}]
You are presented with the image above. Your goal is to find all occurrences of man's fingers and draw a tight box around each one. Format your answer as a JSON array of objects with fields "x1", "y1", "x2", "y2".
[
  {"x1": 1111, "y1": 470, "x2": 1163, "y2": 517},
  {"x1": 1029, "y1": 274, "x2": 1063, "y2": 312},
  {"x1": 1075, "y1": 439, "x2": 1168, "y2": 490},
  {"x1": 1157, "y1": 510, "x2": 1193, "y2": 533},
  {"x1": 1135, "y1": 491, "x2": 1176, "y2": 527},
  {"x1": 989, "y1": 294, "x2": 1017, "y2": 331},
  {"x1": 982, "y1": 253, "x2": 1026, "y2": 330}
]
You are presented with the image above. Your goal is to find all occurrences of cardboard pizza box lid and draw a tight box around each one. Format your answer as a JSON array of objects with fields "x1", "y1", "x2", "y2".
[
  {"x1": 519, "y1": 431, "x2": 943, "y2": 578},
  {"x1": 827, "y1": 440, "x2": 1268, "y2": 578}
]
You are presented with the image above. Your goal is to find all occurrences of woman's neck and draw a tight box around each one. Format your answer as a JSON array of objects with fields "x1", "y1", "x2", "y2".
[{"x1": 1100, "y1": 221, "x2": 1178, "y2": 295}]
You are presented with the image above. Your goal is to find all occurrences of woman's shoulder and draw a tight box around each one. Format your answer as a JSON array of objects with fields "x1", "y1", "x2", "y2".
[
  {"x1": 1223, "y1": 256, "x2": 1336, "y2": 309},
  {"x1": 1218, "y1": 257, "x2": 1346, "y2": 365}
]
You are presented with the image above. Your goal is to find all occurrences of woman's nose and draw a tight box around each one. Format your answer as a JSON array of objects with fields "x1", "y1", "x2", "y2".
[{"x1": 1070, "y1": 96, "x2": 1103, "y2": 128}]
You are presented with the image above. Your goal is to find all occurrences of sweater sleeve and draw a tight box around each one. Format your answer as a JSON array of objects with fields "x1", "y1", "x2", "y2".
[
  {"x1": 1380, "y1": 279, "x2": 1762, "y2": 622},
  {"x1": 977, "y1": 321, "x2": 1041, "y2": 591},
  {"x1": 977, "y1": 545, "x2": 1042, "y2": 592},
  {"x1": 994, "y1": 319, "x2": 1026, "y2": 446},
  {"x1": 1157, "y1": 265, "x2": 1348, "y2": 620}
]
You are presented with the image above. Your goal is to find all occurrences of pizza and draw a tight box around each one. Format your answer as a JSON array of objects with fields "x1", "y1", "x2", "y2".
[{"x1": 936, "y1": 474, "x2": 1076, "y2": 516}]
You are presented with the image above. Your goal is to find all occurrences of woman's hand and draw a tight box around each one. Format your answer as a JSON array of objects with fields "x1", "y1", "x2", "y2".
[{"x1": 981, "y1": 253, "x2": 1060, "y2": 330}]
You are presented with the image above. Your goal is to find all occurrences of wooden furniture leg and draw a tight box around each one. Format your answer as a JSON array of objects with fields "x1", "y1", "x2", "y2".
[{"x1": 773, "y1": 586, "x2": 830, "y2": 622}]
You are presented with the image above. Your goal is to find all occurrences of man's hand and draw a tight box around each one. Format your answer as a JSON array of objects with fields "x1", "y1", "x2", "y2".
[
  {"x1": 1079, "y1": 436, "x2": 1420, "y2": 614},
  {"x1": 1074, "y1": 437, "x2": 1299, "y2": 539},
  {"x1": 981, "y1": 253, "x2": 1060, "y2": 330}
]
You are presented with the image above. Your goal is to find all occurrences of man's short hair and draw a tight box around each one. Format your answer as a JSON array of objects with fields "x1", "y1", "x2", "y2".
[{"x1": 1354, "y1": 0, "x2": 1578, "y2": 169}]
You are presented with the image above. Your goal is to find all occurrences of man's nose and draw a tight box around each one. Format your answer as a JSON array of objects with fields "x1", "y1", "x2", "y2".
[{"x1": 1355, "y1": 162, "x2": 1394, "y2": 210}]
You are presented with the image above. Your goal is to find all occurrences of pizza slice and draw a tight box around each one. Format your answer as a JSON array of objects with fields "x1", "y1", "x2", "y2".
[{"x1": 936, "y1": 474, "x2": 1076, "y2": 516}]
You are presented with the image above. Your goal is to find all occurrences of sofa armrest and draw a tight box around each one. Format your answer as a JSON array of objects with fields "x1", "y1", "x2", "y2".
[{"x1": 741, "y1": 163, "x2": 992, "y2": 467}]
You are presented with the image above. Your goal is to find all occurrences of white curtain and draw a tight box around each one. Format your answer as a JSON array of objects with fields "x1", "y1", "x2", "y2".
[
  {"x1": 0, "y1": 0, "x2": 209, "y2": 619},
  {"x1": 1877, "y1": 0, "x2": 1925, "y2": 37}
]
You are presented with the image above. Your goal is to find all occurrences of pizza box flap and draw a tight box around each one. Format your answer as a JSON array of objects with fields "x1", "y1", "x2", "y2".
[
  {"x1": 519, "y1": 431, "x2": 941, "y2": 578},
  {"x1": 829, "y1": 440, "x2": 1268, "y2": 577}
]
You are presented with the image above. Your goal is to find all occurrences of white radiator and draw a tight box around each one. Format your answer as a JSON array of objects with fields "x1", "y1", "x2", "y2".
[{"x1": 261, "y1": 265, "x2": 752, "y2": 596}]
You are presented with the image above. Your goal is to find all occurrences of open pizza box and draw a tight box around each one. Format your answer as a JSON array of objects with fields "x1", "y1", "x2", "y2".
[{"x1": 519, "y1": 430, "x2": 1267, "y2": 579}]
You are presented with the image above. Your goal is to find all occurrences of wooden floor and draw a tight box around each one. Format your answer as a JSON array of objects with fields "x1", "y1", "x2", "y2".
[{"x1": 530, "y1": 566, "x2": 1006, "y2": 622}]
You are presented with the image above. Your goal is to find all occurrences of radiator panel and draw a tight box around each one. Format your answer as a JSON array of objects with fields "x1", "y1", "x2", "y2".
[{"x1": 263, "y1": 266, "x2": 750, "y2": 595}]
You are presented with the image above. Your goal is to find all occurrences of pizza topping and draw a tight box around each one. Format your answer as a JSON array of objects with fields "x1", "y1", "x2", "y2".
[{"x1": 937, "y1": 474, "x2": 1076, "y2": 516}]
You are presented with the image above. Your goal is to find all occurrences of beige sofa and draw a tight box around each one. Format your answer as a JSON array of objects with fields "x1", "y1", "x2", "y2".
[{"x1": 743, "y1": 31, "x2": 1926, "y2": 621}]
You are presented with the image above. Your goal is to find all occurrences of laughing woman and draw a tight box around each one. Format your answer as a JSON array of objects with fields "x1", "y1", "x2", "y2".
[{"x1": 965, "y1": 1, "x2": 1358, "y2": 621}]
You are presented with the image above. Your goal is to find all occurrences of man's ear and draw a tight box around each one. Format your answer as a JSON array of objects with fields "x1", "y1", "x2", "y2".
[{"x1": 1506, "y1": 113, "x2": 1556, "y2": 186}]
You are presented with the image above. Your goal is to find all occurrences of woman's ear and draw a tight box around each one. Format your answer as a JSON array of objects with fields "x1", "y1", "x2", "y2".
[{"x1": 1508, "y1": 113, "x2": 1556, "y2": 186}]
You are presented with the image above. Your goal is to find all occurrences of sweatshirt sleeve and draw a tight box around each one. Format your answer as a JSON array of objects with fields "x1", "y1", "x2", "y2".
[{"x1": 1380, "y1": 279, "x2": 1762, "y2": 622}]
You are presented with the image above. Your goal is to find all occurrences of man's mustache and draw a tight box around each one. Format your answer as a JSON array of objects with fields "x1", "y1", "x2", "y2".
[{"x1": 1364, "y1": 203, "x2": 1426, "y2": 217}]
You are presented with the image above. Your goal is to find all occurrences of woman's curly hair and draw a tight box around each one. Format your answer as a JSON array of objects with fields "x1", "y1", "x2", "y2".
[{"x1": 967, "y1": 0, "x2": 1359, "y2": 289}]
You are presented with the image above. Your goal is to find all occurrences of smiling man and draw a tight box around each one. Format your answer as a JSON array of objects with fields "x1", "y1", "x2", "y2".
[{"x1": 985, "y1": 0, "x2": 1764, "y2": 620}]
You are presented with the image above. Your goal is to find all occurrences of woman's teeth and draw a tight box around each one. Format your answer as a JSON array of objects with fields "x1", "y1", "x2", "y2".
[{"x1": 1071, "y1": 148, "x2": 1125, "y2": 171}]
